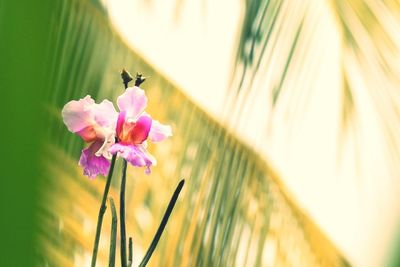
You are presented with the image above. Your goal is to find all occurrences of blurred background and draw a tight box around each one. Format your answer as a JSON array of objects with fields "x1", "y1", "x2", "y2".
[{"x1": 1, "y1": 0, "x2": 400, "y2": 266}]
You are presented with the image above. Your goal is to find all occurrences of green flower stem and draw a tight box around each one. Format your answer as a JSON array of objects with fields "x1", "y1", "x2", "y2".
[
  {"x1": 91, "y1": 154, "x2": 117, "y2": 267},
  {"x1": 108, "y1": 198, "x2": 117, "y2": 267},
  {"x1": 120, "y1": 159, "x2": 128, "y2": 267},
  {"x1": 119, "y1": 69, "x2": 133, "y2": 267},
  {"x1": 139, "y1": 179, "x2": 185, "y2": 267},
  {"x1": 128, "y1": 237, "x2": 133, "y2": 267}
]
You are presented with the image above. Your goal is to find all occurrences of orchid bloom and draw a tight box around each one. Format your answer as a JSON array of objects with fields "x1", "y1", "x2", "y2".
[
  {"x1": 109, "y1": 86, "x2": 172, "y2": 174},
  {"x1": 62, "y1": 96, "x2": 118, "y2": 178},
  {"x1": 62, "y1": 87, "x2": 171, "y2": 177}
]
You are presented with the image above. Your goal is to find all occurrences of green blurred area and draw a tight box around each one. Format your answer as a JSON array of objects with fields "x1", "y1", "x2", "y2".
[{"x1": 0, "y1": 0, "x2": 55, "y2": 265}]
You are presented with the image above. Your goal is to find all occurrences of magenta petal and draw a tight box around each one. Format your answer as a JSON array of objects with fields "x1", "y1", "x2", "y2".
[
  {"x1": 116, "y1": 111, "x2": 126, "y2": 137},
  {"x1": 109, "y1": 143, "x2": 156, "y2": 173},
  {"x1": 149, "y1": 120, "x2": 172, "y2": 142},
  {"x1": 117, "y1": 87, "x2": 148, "y2": 119},
  {"x1": 109, "y1": 143, "x2": 131, "y2": 160},
  {"x1": 79, "y1": 142, "x2": 110, "y2": 178},
  {"x1": 130, "y1": 115, "x2": 152, "y2": 144}
]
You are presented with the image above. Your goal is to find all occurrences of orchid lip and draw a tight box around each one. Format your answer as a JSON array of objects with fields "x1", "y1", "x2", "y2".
[{"x1": 117, "y1": 114, "x2": 152, "y2": 145}]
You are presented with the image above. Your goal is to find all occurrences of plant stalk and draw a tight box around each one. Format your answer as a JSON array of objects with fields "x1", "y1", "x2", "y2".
[
  {"x1": 128, "y1": 237, "x2": 133, "y2": 267},
  {"x1": 120, "y1": 159, "x2": 128, "y2": 267},
  {"x1": 90, "y1": 154, "x2": 117, "y2": 267},
  {"x1": 139, "y1": 179, "x2": 185, "y2": 267},
  {"x1": 108, "y1": 198, "x2": 117, "y2": 267},
  {"x1": 119, "y1": 69, "x2": 132, "y2": 267}
]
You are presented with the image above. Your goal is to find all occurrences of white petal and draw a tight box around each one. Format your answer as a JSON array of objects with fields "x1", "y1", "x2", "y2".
[
  {"x1": 61, "y1": 96, "x2": 95, "y2": 133},
  {"x1": 149, "y1": 120, "x2": 172, "y2": 142}
]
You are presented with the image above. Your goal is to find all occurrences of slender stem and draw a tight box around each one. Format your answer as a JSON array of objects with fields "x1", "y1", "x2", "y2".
[
  {"x1": 119, "y1": 70, "x2": 131, "y2": 266},
  {"x1": 91, "y1": 154, "x2": 117, "y2": 267},
  {"x1": 119, "y1": 69, "x2": 130, "y2": 266},
  {"x1": 139, "y1": 179, "x2": 185, "y2": 267},
  {"x1": 108, "y1": 198, "x2": 117, "y2": 267},
  {"x1": 120, "y1": 159, "x2": 128, "y2": 267},
  {"x1": 128, "y1": 237, "x2": 133, "y2": 267}
]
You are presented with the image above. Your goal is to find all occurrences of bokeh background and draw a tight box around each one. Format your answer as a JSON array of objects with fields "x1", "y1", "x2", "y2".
[{"x1": 1, "y1": 0, "x2": 400, "y2": 266}]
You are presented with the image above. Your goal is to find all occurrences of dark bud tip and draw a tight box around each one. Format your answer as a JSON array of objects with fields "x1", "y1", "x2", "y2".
[
  {"x1": 121, "y1": 69, "x2": 133, "y2": 85},
  {"x1": 135, "y1": 73, "x2": 147, "y2": 87}
]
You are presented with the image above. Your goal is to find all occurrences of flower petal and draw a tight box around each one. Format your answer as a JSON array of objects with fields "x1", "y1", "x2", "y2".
[
  {"x1": 95, "y1": 131, "x2": 115, "y2": 159},
  {"x1": 117, "y1": 87, "x2": 148, "y2": 119},
  {"x1": 76, "y1": 126, "x2": 97, "y2": 142},
  {"x1": 79, "y1": 141, "x2": 110, "y2": 178},
  {"x1": 149, "y1": 120, "x2": 172, "y2": 142},
  {"x1": 92, "y1": 99, "x2": 118, "y2": 128},
  {"x1": 116, "y1": 111, "x2": 126, "y2": 137},
  {"x1": 62, "y1": 96, "x2": 118, "y2": 142},
  {"x1": 62, "y1": 95, "x2": 95, "y2": 133},
  {"x1": 129, "y1": 115, "x2": 152, "y2": 144},
  {"x1": 109, "y1": 143, "x2": 156, "y2": 174}
]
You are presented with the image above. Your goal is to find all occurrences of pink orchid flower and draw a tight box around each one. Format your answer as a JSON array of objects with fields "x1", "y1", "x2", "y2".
[
  {"x1": 109, "y1": 86, "x2": 172, "y2": 174},
  {"x1": 62, "y1": 87, "x2": 171, "y2": 178},
  {"x1": 62, "y1": 96, "x2": 118, "y2": 178}
]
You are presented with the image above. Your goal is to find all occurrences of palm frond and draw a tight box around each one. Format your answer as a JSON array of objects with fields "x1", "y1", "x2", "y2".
[
  {"x1": 39, "y1": 0, "x2": 350, "y2": 266},
  {"x1": 330, "y1": 0, "x2": 400, "y2": 176},
  {"x1": 230, "y1": 0, "x2": 400, "y2": 178}
]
